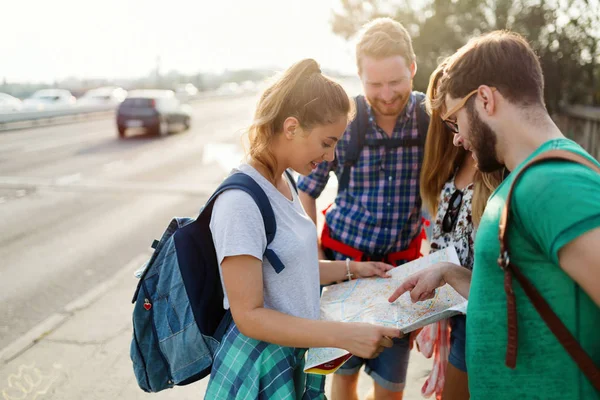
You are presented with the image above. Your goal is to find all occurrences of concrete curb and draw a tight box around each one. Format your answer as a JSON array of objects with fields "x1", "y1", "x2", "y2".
[
  {"x1": 0, "y1": 313, "x2": 69, "y2": 363},
  {"x1": 0, "y1": 253, "x2": 149, "y2": 364},
  {"x1": 63, "y1": 254, "x2": 148, "y2": 313}
]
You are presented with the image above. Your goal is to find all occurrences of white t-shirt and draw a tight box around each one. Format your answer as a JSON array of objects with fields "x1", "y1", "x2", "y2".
[{"x1": 209, "y1": 164, "x2": 321, "y2": 320}]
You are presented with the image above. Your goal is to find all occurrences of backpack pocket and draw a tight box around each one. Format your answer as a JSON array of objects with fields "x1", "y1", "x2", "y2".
[
  {"x1": 130, "y1": 285, "x2": 174, "y2": 392},
  {"x1": 130, "y1": 326, "x2": 151, "y2": 392}
]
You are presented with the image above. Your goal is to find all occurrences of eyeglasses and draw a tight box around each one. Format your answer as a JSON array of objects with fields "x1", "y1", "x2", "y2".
[
  {"x1": 443, "y1": 119, "x2": 459, "y2": 134},
  {"x1": 442, "y1": 189, "x2": 463, "y2": 233},
  {"x1": 441, "y1": 87, "x2": 497, "y2": 134}
]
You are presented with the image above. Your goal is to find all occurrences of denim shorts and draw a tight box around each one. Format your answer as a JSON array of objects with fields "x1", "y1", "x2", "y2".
[
  {"x1": 335, "y1": 336, "x2": 410, "y2": 392},
  {"x1": 448, "y1": 314, "x2": 467, "y2": 372}
]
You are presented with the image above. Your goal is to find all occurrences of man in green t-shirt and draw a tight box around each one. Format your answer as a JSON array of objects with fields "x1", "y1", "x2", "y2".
[{"x1": 389, "y1": 31, "x2": 600, "y2": 399}]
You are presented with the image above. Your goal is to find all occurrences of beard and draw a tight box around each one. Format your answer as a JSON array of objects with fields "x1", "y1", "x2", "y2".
[
  {"x1": 369, "y1": 94, "x2": 408, "y2": 116},
  {"x1": 467, "y1": 104, "x2": 504, "y2": 173},
  {"x1": 367, "y1": 85, "x2": 412, "y2": 117}
]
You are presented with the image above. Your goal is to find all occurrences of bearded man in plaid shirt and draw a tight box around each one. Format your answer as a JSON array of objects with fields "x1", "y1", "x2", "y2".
[{"x1": 298, "y1": 18, "x2": 430, "y2": 400}]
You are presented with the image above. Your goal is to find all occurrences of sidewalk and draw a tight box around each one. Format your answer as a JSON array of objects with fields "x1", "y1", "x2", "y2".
[
  {"x1": 0, "y1": 261, "x2": 434, "y2": 399},
  {"x1": 0, "y1": 183, "x2": 435, "y2": 400}
]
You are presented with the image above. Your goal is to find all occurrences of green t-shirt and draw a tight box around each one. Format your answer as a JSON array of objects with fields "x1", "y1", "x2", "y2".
[{"x1": 467, "y1": 139, "x2": 600, "y2": 399}]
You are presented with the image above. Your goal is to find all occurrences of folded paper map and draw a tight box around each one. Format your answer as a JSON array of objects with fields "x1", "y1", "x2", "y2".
[{"x1": 305, "y1": 246, "x2": 467, "y2": 374}]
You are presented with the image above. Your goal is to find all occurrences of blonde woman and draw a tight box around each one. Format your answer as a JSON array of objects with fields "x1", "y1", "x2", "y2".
[
  {"x1": 205, "y1": 59, "x2": 402, "y2": 399},
  {"x1": 409, "y1": 63, "x2": 503, "y2": 399}
]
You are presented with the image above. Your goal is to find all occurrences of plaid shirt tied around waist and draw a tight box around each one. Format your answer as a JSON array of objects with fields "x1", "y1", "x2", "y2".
[{"x1": 205, "y1": 322, "x2": 325, "y2": 399}]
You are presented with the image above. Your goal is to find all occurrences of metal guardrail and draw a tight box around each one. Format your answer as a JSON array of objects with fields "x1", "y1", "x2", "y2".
[
  {"x1": 0, "y1": 89, "x2": 265, "y2": 132},
  {"x1": 0, "y1": 91, "x2": 235, "y2": 132},
  {"x1": 0, "y1": 105, "x2": 115, "y2": 124},
  {"x1": 0, "y1": 105, "x2": 117, "y2": 132}
]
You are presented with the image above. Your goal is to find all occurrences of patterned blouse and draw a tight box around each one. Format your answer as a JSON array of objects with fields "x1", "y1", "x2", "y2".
[{"x1": 429, "y1": 175, "x2": 476, "y2": 269}]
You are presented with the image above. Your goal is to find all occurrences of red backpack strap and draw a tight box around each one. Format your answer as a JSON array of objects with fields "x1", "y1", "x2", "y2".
[{"x1": 498, "y1": 149, "x2": 600, "y2": 391}]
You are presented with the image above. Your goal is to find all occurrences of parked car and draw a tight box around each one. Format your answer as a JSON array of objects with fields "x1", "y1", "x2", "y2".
[
  {"x1": 22, "y1": 89, "x2": 76, "y2": 111},
  {"x1": 116, "y1": 90, "x2": 191, "y2": 138},
  {"x1": 0, "y1": 93, "x2": 23, "y2": 112},
  {"x1": 78, "y1": 86, "x2": 127, "y2": 107}
]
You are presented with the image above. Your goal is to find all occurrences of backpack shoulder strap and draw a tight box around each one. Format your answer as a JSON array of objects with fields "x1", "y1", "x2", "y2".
[
  {"x1": 414, "y1": 91, "x2": 429, "y2": 147},
  {"x1": 338, "y1": 95, "x2": 368, "y2": 193},
  {"x1": 204, "y1": 172, "x2": 285, "y2": 273},
  {"x1": 498, "y1": 149, "x2": 600, "y2": 389},
  {"x1": 499, "y1": 149, "x2": 600, "y2": 257}
]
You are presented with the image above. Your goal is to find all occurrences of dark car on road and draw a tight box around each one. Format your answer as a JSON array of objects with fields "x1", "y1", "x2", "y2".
[{"x1": 116, "y1": 90, "x2": 192, "y2": 138}]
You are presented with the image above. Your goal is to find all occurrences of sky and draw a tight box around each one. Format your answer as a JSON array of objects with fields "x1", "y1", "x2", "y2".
[{"x1": 1, "y1": 0, "x2": 360, "y2": 83}]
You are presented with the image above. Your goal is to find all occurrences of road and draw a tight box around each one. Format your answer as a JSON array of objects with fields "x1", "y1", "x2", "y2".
[
  {"x1": 0, "y1": 85, "x2": 434, "y2": 399},
  {"x1": 0, "y1": 94, "x2": 255, "y2": 349}
]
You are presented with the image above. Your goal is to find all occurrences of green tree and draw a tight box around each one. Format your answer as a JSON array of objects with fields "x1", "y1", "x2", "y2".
[{"x1": 332, "y1": 0, "x2": 600, "y2": 112}]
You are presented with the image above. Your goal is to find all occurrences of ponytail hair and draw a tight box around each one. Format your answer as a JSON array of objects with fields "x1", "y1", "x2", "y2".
[{"x1": 248, "y1": 59, "x2": 351, "y2": 180}]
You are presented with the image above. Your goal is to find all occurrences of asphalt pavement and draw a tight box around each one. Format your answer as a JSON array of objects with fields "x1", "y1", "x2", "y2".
[{"x1": 0, "y1": 89, "x2": 434, "y2": 399}]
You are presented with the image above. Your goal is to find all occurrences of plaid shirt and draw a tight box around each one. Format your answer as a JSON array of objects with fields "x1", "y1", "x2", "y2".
[
  {"x1": 206, "y1": 323, "x2": 325, "y2": 399},
  {"x1": 298, "y1": 92, "x2": 424, "y2": 257}
]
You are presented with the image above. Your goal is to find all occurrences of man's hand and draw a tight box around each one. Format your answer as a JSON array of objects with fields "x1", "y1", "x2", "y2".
[
  {"x1": 388, "y1": 262, "x2": 472, "y2": 302},
  {"x1": 388, "y1": 265, "x2": 446, "y2": 303},
  {"x1": 352, "y1": 261, "x2": 394, "y2": 279}
]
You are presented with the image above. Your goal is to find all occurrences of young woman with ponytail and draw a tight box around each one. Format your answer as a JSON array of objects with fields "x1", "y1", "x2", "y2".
[{"x1": 205, "y1": 59, "x2": 402, "y2": 399}]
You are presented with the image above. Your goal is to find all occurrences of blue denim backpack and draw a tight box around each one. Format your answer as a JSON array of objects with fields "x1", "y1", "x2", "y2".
[{"x1": 130, "y1": 171, "x2": 296, "y2": 392}]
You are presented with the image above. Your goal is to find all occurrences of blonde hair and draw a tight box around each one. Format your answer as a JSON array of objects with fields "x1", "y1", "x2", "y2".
[
  {"x1": 356, "y1": 17, "x2": 416, "y2": 73},
  {"x1": 421, "y1": 62, "x2": 503, "y2": 225},
  {"x1": 248, "y1": 59, "x2": 351, "y2": 181}
]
